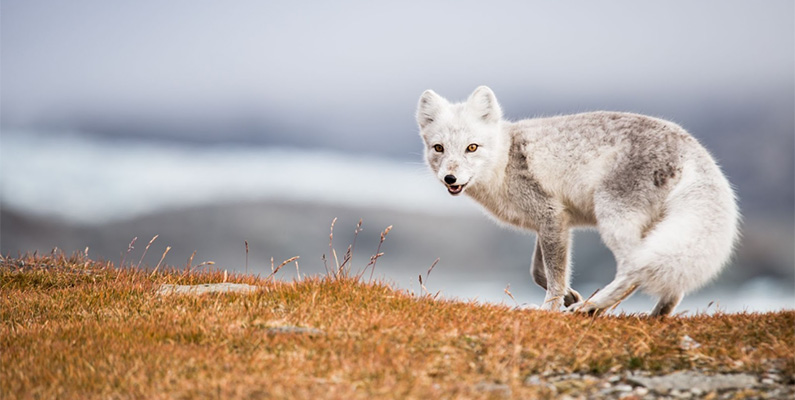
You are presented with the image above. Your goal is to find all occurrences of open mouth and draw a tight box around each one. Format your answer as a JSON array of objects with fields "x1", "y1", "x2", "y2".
[{"x1": 447, "y1": 184, "x2": 466, "y2": 195}]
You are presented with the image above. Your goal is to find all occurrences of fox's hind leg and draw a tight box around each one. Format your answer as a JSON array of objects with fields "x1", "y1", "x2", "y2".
[
  {"x1": 530, "y1": 240, "x2": 548, "y2": 289},
  {"x1": 567, "y1": 273, "x2": 639, "y2": 314},
  {"x1": 650, "y1": 292, "x2": 683, "y2": 317},
  {"x1": 567, "y1": 188, "x2": 658, "y2": 314},
  {"x1": 531, "y1": 239, "x2": 582, "y2": 307}
]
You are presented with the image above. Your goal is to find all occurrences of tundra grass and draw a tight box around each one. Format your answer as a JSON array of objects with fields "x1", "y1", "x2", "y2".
[{"x1": 1, "y1": 253, "x2": 793, "y2": 399}]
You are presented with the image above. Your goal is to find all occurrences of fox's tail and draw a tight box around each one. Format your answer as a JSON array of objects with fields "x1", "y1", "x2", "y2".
[{"x1": 631, "y1": 148, "x2": 740, "y2": 298}]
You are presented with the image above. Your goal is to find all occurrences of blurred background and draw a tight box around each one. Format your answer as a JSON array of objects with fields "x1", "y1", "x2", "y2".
[{"x1": 2, "y1": 1, "x2": 793, "y2": 313}]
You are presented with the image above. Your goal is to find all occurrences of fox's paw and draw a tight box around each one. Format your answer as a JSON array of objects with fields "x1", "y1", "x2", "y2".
[
  {"x1": 565, "y1": 301, "x2": 603, "y2": 316},
  {"x1": 563, "y1": 289, "x2": 583, "y2": 307},
  {"x1": 541, "y1": 289, "x2": 582, "y2": 312}
]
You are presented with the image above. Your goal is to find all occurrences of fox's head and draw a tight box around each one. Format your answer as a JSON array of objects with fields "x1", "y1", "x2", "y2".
[{"x1": 416, "y1": 86, "x2": 505, "y2": 196}]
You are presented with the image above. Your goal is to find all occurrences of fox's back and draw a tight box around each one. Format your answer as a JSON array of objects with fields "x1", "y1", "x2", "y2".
[{"x1": 506, "y1": 112, "x2": 705, "y2": 220}]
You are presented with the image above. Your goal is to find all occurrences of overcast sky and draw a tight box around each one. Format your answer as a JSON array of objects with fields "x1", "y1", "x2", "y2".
[{"x1": 2, "y1": 1, "x2": 793, "y2": 154}]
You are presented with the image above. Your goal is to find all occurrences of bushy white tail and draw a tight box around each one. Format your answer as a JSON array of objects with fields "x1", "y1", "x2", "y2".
[{"x1": 632, "y1": 153, "x2": 740, "y2": 298}]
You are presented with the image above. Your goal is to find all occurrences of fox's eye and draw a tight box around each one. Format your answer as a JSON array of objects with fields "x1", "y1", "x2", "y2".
[
  {"x1": 433, "y1": 144, "x2": 444, "y2": 153},
  {"x1": 466, "y1": 143, "x2": 479, "y2": 152}
]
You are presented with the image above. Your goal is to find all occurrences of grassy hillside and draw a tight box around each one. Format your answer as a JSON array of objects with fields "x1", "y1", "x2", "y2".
[{"x1": 1, "y1": 252, "x2": 793, "y2": 399}]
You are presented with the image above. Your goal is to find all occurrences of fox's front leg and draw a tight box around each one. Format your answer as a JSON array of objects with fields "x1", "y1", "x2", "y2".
[
  {"x1": 531, "y1": 238, "x2": 583, "y2": 308},
  {"x1": 536, "y1": 227, "x2": 580, "y2": 311}
]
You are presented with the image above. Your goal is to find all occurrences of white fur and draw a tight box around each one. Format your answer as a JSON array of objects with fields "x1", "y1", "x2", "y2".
[{"x1": 417, "y1": 86, "x2": 740, "y2": 316}]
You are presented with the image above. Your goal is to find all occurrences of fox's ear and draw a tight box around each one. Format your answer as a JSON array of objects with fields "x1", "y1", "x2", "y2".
[
  {"x1": 466, "y1": 86, "x2": 502, "y2": 123},
  {"x1": 416, "y1": 90, "x2": 447, "y2": 129}
]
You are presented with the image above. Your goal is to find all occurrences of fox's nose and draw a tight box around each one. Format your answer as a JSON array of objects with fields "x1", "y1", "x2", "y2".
[{"x1": 444, "y1": 175, "x2": 457, "y2": 185}]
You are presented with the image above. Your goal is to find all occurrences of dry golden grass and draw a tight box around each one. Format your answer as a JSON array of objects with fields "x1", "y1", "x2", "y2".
[{"x1": 1, "y1": 252, "x2": 793, "y2": 399}]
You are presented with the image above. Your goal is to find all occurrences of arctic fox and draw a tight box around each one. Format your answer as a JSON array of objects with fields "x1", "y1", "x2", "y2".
[{"x1": 416, "y1": 86, "x2": 739, "y2": 316}]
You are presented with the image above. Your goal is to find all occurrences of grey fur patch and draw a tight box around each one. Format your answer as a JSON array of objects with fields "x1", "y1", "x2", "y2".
[
  {"x1": 599, "y1": 113, "x2": 686, "y2": 212},
  {"x1": 653, "y1": 163, "x2": 680, "y2": 187}
]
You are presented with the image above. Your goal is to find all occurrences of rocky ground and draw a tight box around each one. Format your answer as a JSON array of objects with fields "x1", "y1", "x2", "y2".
[{"x1": 520, "y1": 369, "x2": 794, "y2": 400}]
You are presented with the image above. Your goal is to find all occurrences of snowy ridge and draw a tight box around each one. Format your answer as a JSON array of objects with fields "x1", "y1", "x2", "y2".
[{"x1": 1, "y1": 131, "x2": 477, "y2": 224}]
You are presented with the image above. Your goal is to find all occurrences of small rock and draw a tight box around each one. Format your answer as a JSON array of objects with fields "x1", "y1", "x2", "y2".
[
  {"x1": 266, "y1": 326, "x2": 324, "y2": 336},
  {"x1": 555, "y1": 373, "x2": 583, "y2": 381},
  {"x1": 553, "y1": 379, "x2": 586, "y2": 393},
  {"x1": 679, "y1": 334, "x2": 701, "y2": 351},
  {"x1": 613, "y1": 384, "x2": 633, "y2": 392},
  {"x1": 600, "y1": 384, "x2": 634, "y2": 397},
  {"x1": 634, "y1": 387, "x2": 649, "y2": 396},
  {"x1": 524, "y1": 375, "x2": 543, "y2": 386},
  {"x1": 474, "y1": 382, "x2": 511, "y2": 397},
  {"x1": 761, "y1": 378, "x2": 775, "y2": 385},
  {"x1": 670, "y1": 389, "x2": 691, "y2": 398},
  {"x1": 158, "y1": 283, "x2": 260, "y2": 295},
  {"x1": 627, "y1": 371, "x2": 757, "y2": 393},
  {"x1": 761, "y1": 373, "x2": 781, "y2": 382}
]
